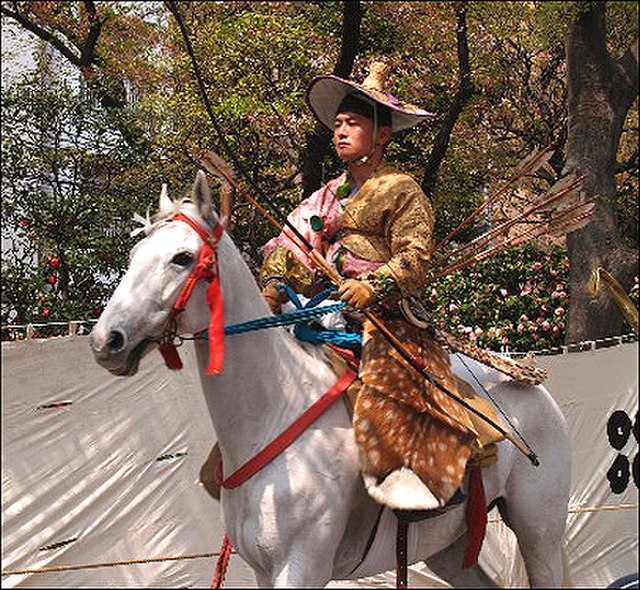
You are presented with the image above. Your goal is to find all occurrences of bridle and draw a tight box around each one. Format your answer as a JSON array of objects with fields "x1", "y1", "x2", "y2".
[{"x1": 156, "y1": 211, "x2": 226, "y2": 374}]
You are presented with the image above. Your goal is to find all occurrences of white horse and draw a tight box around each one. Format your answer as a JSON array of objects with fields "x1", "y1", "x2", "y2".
[{"x1": 90, "y1": 172, "x2": 571, "y2": 588}]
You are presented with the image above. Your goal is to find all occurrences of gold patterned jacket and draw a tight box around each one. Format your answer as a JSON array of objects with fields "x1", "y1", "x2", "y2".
[{"x1": 260, "y1": 163, "x2": 435, "y2": 301}]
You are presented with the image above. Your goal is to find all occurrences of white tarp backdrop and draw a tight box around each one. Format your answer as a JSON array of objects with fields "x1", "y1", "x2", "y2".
[{"x1": 2, "y1": 335, "x2": 638, "y2": 588}]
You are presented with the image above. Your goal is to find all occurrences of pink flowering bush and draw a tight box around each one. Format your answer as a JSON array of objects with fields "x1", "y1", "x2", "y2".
[{"x1": 426, "y1": 244, "x2": 570, "y2": 352}]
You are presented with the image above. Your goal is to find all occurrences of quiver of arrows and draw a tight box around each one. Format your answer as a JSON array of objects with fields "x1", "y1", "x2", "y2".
[
  {"x1": 430, "y1": 146, "x2": 595, "y2": 283},
  {"x1": 420, "y1": 146, "x2": 596, "y2": 384}
]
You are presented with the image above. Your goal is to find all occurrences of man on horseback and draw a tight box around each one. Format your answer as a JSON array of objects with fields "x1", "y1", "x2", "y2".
[{"x1": 259, "y1": 60, "x2": 477, "y2": 511}]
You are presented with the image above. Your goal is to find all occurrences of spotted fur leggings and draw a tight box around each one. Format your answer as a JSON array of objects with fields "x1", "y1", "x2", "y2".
[{"x1": 353, "y1": 320, "x2": 476, "y2": 504}]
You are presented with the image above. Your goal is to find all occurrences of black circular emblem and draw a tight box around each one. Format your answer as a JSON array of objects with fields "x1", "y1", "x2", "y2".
[
  {"x1": 607, "y1": 454, "x2": 630, "y2": 494},
  {"x1": 607, "y1": 410, "x2": 632, "y2": 450},
  {"x1": 606, "y1": 410, "x2": 639, "y2": 494}
]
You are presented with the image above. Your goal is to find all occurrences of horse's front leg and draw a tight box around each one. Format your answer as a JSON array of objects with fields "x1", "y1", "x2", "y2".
[
  {"x1": 246, "y1": 500, "x2": 348, "y2": 588},
  {"x1": 230, "y1": 447, "x2": 359, "y2": 587},
  {"x1": 268, "y1": 544, "x2": 337, "y2": 588}
]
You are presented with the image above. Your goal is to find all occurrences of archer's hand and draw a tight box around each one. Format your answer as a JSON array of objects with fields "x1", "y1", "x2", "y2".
[
  {"x1": 337, "y1": 279, "x2": 374, "y2": 309},
  {"x1": 262, "y1": 283, "x2": 287, "y2": 314}
]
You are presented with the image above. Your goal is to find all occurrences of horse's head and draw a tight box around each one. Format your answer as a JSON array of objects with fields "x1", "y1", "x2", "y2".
[{"x1": 90, "y1": 171, "x2": 224, "y2": 375}]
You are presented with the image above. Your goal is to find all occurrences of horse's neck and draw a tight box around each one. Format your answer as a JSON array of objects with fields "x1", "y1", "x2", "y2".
[{"x1": 195, "y1": 236, "x2": 336, "y2": 476}]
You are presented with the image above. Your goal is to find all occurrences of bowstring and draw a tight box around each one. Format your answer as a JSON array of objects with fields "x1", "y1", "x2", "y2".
[
  {"x1": 166, "y1": 1, "x2": 533, "y2": 456},
  {"x1": 453, "y1": 352, "x2": 534, "y2": 452}
]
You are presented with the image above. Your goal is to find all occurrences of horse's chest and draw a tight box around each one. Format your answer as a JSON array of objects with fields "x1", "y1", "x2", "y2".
[{"x1": 222, "y1": 433, "x2": 361, "y2": 563}]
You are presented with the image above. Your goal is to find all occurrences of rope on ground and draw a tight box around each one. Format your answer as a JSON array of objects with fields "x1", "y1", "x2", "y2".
[
  {"x1": 1, "y1": 550, "x2": 237, "y2": 577},
  {"x1": 566, "y1": 502, "x2": 639, "y2": 514},
  {"x1": 7, "y1": 503, "x2": 635, "y2": 575}
]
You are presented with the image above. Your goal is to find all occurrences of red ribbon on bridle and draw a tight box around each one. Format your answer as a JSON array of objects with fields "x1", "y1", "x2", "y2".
[{"x1": 161, "y1": 211, "x2": 225, "y2": 374}]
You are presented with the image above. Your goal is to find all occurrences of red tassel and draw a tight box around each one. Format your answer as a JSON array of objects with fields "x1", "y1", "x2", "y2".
[
  {"x1": 463, "y1": 464, "x2": 487, "y2": 568},
  {"x1": 159, "y1": 342, "x2": 183, "y2": 370},
  {"x1": 206, "y1": 272, "x2": 224, "y2": 374}
]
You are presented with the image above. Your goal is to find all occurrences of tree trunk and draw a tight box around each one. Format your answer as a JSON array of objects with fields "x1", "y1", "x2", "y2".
[
  {"x1": 564, "y1": 1, "x2": 639, "y2": 344},
  {"x1": 421, "y1": 2, "x2": 474, "y2": 197},
  {"x1": 300, "y1": 1, "x2": 361, "y2": 197}
]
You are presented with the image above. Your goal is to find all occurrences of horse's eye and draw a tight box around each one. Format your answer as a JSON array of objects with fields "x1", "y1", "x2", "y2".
[{"x1": 171, "y1": 252, "x2": 194, "y2": 267}]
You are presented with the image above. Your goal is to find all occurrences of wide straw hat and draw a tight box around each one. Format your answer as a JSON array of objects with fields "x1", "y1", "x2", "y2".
[{"x1": 306, "y1": 60, "x2": 434, "y2": 133}]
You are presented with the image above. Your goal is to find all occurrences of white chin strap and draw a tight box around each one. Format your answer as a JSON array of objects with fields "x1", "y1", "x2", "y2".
[{"x1": 351, "y1": 153, "x2": 372, "y2": 166}]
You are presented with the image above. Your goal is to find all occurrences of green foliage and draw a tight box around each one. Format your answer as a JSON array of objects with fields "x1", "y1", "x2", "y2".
[
  {"x1": 1, "y1": 0, "x2": 637, "y2": 344},
  {"x1": 427, "y1": 244, "x2": 570, "y2": 352},
  {"x1": 0, "y1": 74, "x2": 176, "y2": 332}
]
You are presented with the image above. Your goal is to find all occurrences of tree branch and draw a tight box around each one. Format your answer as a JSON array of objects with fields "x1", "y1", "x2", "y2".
[
  {"x1": 1, "y1": 2, "x2": 127, "y2": 108},
  {"x1": 333, "y1": 0, "x2": 361, "y2": 78},
  {"x1": 300, "y1": 1, "x2": 361, "y2": 197},
  {"x1": 421, "y1": 2, "x2": 474, "y2": 197},
  {"x1": 615, "y1": 36, "x2": 639, "y2": 106},
  {"x1": 79, "y1": 0, "x2": 106, "y2": 67},
  {"x1": 1, "y1": 3, "x2": 83, "y2": 66}
]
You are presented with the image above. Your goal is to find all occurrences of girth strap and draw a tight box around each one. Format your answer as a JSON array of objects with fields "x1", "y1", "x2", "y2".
[{"x1": 396, "y1": 517, "x2": 409, "y2": 588}]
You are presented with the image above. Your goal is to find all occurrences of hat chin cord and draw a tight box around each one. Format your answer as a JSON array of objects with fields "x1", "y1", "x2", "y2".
[{"x1": 350, "y1": 151, "x2": 374, "y2": 167}]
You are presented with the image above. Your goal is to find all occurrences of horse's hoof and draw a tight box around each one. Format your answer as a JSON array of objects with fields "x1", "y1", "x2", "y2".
[{"x1": 363, "y1": 468, "x2": 441, "y2": 510}]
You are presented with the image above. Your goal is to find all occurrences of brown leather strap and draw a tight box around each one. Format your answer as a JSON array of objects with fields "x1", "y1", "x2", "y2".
[{"x1": 396, "y1": 517, "x2": 409, "y2": 588}]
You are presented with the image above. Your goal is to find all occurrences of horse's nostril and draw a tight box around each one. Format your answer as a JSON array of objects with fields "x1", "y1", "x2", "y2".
[{"x1": 107, "y1": 330, "x2": 126, "y2": 353}]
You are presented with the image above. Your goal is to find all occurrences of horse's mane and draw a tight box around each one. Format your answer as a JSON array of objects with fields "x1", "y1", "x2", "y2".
[{"x1": 131, "y1": 197, "x2": 211, "y2": 239}]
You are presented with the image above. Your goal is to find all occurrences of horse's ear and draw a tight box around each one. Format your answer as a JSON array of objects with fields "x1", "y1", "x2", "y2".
[
  {"x1": 192, "y1": 170, "x2": 213, "y2": 220},
  {"x1": 159, "y1": 183, "x2": 173, "y2": 215}
]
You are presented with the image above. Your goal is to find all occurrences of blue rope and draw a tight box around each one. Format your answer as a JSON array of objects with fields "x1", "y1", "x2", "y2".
[
  {"x1": 278, "y1": 284, "x2": 335, "y2": 308},
  {"x1": 293, "y1": 322, "x2": 362, "y2": 351},
  {"x1": 196, "y1": 284, "x2": 362, "y2": 353},
  {"x1": 277, "y1": 284, "x2": 362, "y2": 353},
  {"x1": 222, "y1": 302, "x2": 346, "y2": 335}
]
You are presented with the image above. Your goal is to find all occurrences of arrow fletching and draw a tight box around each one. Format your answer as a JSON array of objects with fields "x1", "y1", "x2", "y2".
[
  {"x1": 436, "y1": 146, "x2": 556, "y2": 252},
  {"x1": 201, "y1": 150, "x2": 238, "y2": 186},
  {"x1": 508, "y1": 145, "x2": 555, "y2": 180}
]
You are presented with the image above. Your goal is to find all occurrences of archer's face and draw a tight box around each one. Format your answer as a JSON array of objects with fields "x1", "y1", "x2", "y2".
[{"x1": 333, "y1": 111, "x2": 375, "y2": 162}]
